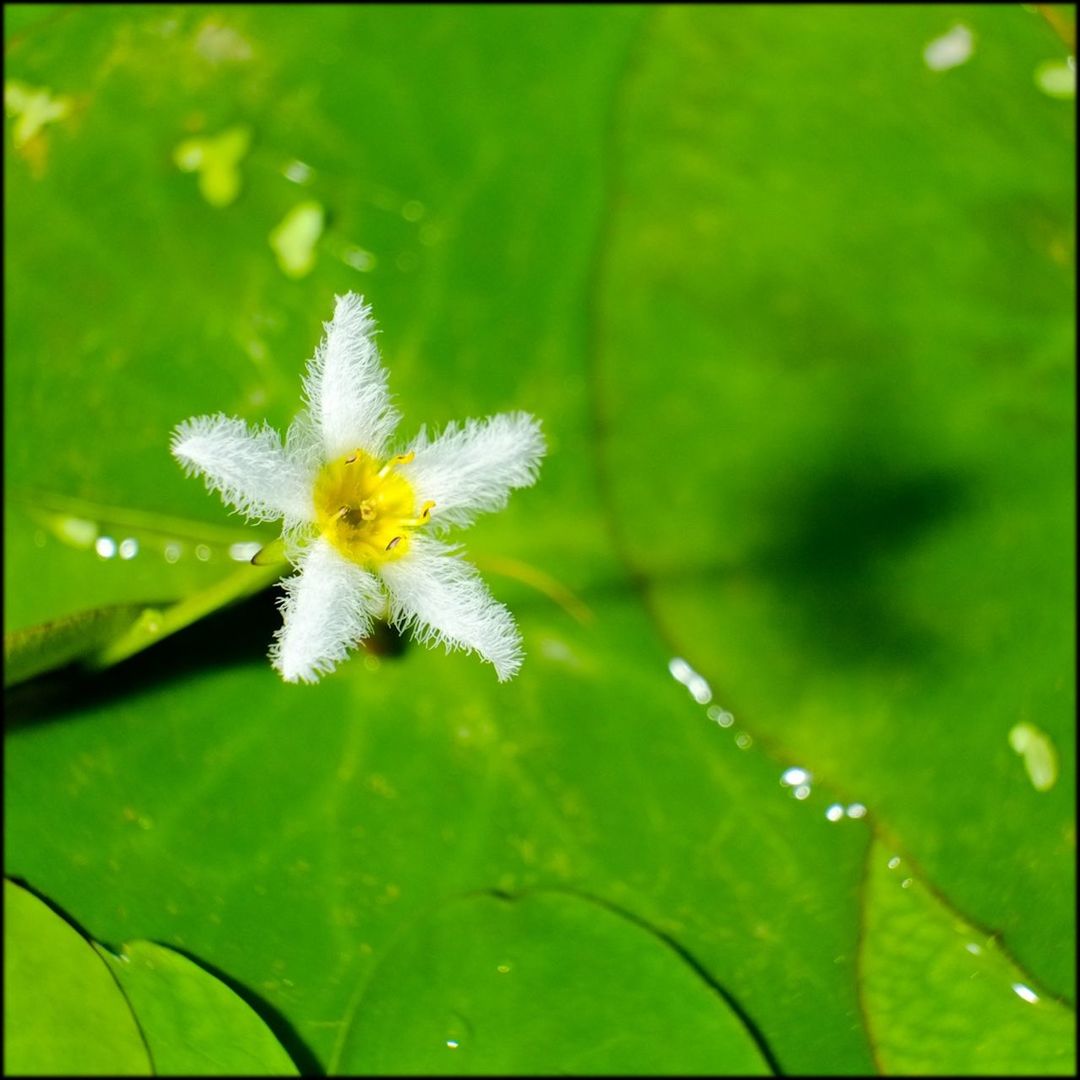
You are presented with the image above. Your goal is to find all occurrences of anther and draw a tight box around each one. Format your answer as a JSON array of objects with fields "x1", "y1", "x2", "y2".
[
  {"x1": 385, "y1": 536, "x2": 404, "y2": 551},
  {"x1": 344, "y1": 452, "x2": 359, "y2": 464}
]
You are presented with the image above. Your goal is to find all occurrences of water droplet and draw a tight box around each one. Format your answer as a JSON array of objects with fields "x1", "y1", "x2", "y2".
[
  {"x1": 402, "y1": 199, "x2": 425, "y2": 221},
  {"x1": 707, "y1": 706, "x2": 735, "y2": 728},
  {"x1": 164, "y1": 542, "x2": 182, "y2": 563},
  {"x1": 446, "y1": 1040, "x2": 459, "y2": 1050},
  {"x1": 283, "y1": 159, "x2": 313, "y2": 184},
  {"x1": 1012, "y1": 982, "x2": 1039, "y2": 1004},
  {"x1": 780, "y1": 767, "x2": 811, "y2": 787},
  {"x1": 901, "y1": 877, "x2": 913, "y2": 889},
  {"x1": 1008, "y1": 722, "x2": 1058, "y2": 792},
  {"x1": 686, "y1": 674, "x2": 712, "y2": 704},
  {"x1": 825, "y1": 803, "x2": 845, "y2": 822},
  {"x1": 95, "y1": 536, "x2": 117, "y2": 559},
  {"x1": 734, "y1": 732, "x2": 752, "y2": 750},
  {"x1": 57, "y1": 516, "x2": 97, "y2": 548},
  {"x1": 118, "y1": 537, "x2": 139, "y2": 560},
  {"x1": 965, "y1": 942, "x2": 983, "y2": 955},
  {"x1": 923, "y1": 23, "x2": 974, "y2": 71},
  {"x1": 887, "y1": 856, "x2": 901, "y2": 870},
  {"x1": 341, "y1": 245, "x2": 376, "y2": 272},
  {"x1": 195, "y1": 544, "x2": 212, "y2": 561},
  {"x1": 793, "y1": 784, "x2": 811, "y2": 801},
  {"x1": 1034, "y1": 58, "x2": 1076, "y2": 99},
  {"x1": 229, "y1": 541, "x2": 262, "y2": 562},
  {"x1": 668, "y1": 657, "x2": 691, "y2": 681},
  {"x1": 496, "y1": 963, "x2": 511, "y2": 974},
  {"x1": 667, "y1": 657, "x2": 712, "y2": 704},
  {"x1": 846, "y1": 803, "x2": 867, "y2": 819}
]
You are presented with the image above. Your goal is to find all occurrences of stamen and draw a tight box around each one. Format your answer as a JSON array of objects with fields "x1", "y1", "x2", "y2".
[
  {"x1": 378, "y1": 451, "x2": 415, "y2": 478},
  {"x1": 399, "y1": 500, "x2": 436, "y2": 527},
  {"x1": 385, "y1": 535, "x2": 404, "y2": 551},
  {"x1": 344, "y1": 451, "x2": 359, "y2": 464}
]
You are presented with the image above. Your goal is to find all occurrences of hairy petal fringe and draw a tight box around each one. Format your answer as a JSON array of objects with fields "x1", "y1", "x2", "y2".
[
  {"x1": 171, "y1": 413, "x2": 315, "y2": 524},
  {"x1": 270, "y1": 538, "x2": 386, "y2": 683},
  {"x1": 302, "y1": 292, "x2": 400, "y2": 461},
  {"x1": 380, "y1": 536, "x2": 523, "y2": 681},
  {"x1": 402, "y1": 412, "x2": 545, "y2": 531}
]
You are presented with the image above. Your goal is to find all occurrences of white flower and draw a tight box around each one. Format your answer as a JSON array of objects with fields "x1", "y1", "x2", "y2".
[{"x1": 171, "y1": 293, "x2": 545, "y2": 684}]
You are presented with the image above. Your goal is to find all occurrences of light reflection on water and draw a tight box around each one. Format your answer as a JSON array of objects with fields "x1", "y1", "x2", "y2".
[
  {"x1": 39, "y1": 512, "x2": 268, "y2": 567},
  {"x1": 922, "y1": 23, "x2": 974, "y2": 71},
  {"x1": 666, "y1": 660, "x2": 874, "y2": 817},
  {"x1": 780, "y1": 767, "x2": 811, "y2": 787},
  {"x1": 706, "y1": 705, "x2": 734, "y2": 727},
  {"x1": 667, "y1": 656, "x2": 713, "y2": 704}
]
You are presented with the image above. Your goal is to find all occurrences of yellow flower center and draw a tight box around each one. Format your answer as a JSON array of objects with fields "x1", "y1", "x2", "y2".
[{"x1": 313, "y1": 450, "x2": 433, "y2": 566}]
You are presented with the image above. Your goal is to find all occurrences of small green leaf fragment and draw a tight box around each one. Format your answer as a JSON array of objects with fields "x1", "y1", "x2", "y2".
[
  {"x1": 4, "y1": 79, "x2": 71, "y2": 147},
  {"x1": 173, "y1": 125, "x2": 252, "y2": 207},
  {"x1": 1008, "y1": 722, "x2": 1059, "y2": 792},
  {"x1": 269, "y1": 200, "x2": 325, "y2": 278}
]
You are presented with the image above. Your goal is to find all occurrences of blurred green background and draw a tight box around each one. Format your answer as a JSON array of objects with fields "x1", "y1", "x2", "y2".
[{"x1": 4, "y1": 4, "x2": 1075, "y2": 1075}]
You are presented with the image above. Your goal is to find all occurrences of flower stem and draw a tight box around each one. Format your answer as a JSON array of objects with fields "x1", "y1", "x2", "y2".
[{"x1": 85, "y1": 562, "x2": 285, "y2": 671}]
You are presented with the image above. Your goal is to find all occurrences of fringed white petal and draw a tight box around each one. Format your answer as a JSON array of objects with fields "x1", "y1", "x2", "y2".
[
  {"x1": 380, "y1": 536, "x2": 523, "y2": 682},
  {"x1": 401, "y1": 412, "x2": 545, "y2": 531},
  {"x1": 302, "y1": 292, "x2": 400, "y2": 461},
  {"x1": 171, "y1": 413, "x2": 315, "y2": 524},
  {"x1": 270, "y1": 537, "x2": 385, "y2": 683}
]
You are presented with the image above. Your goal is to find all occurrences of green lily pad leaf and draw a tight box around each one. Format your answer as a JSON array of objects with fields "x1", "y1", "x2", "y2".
[
  {"x1": 595, "y1": 2, "x2": 1076, "y2": 1000},
  {"x1": 97, "y1": 941, "x2": 298, "y2": 1076},
  {"x1": 861, "y1": 842, "x2": 1076, "y2": 1074},
  {"x1": 4, "y1": 596, "x2": 877, "y2": 1074},
  {"x1": 3, "y1": 879, "x2": 151, "y2": 1077},
  {"x1": 4, "y1": 4, "x2": 1074, "y2": 1077},
  {"x1": 334, "y1": 890, "x2": 772, "y2": 1075}
]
